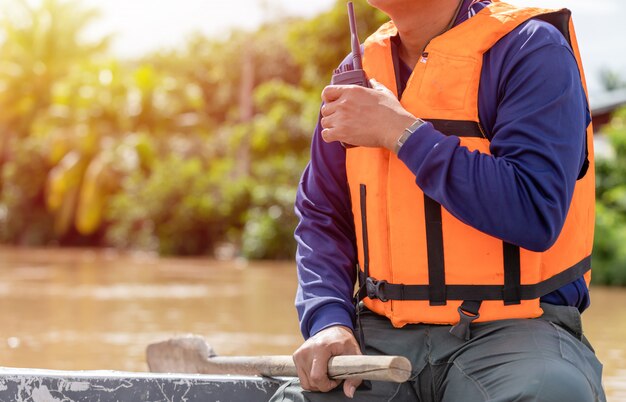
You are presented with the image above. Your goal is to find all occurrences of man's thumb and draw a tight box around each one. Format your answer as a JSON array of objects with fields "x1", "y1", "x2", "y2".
[
  {"x1": 343, "y1": 378, "x2": 362, "y2": 399},
  {"x1": 369, "y1": 78, "x2": 393, "y2": 94}
]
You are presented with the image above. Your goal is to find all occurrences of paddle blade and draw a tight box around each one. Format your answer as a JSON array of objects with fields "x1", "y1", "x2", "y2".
[{"x1": 146, "y1": 334, "x2": 217, "y2": 374}]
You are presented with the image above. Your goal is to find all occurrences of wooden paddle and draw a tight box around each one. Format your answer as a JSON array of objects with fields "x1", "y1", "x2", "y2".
[{"x1": 146, "y1": 335, "x2": 411, "y2": 383}]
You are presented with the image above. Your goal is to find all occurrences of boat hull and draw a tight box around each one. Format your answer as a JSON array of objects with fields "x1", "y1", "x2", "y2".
[{"x1": 0, "y1": 367, "x2": 285, "y2": 401}]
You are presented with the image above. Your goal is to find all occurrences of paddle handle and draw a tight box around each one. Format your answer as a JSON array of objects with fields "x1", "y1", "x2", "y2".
[
  {"x1": 204, "y1": 355, "x2": 411, "y2": 383},
  {"x1": 146, "y1": 336, "x2": 412, "y2": 383}
]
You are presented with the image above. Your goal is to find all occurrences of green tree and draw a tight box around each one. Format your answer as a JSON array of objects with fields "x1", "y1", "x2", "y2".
[
  {"x1": 287, "y1": 0, "x2": 388, "y2": 89},
  {"x1": 0, "y1": 0, "x2": 113, "y2": 244},
  {"x1": 0, "y1": 0, "x2": 394, "y2": 258},
  {"x1": 0, "y1": 0, "x2": 109, "y2": 139},
  {"x1": 594, "y1": 106, "x2": 626, "y2": 285}
]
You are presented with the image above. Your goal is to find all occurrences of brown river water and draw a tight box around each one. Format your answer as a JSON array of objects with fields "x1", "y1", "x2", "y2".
[{"x1": 0, "y1": 246, "x2": 624, "y2": 400}]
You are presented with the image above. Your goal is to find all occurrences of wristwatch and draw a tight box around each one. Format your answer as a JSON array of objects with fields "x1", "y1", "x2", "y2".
[{"x1": 394, "y1": 118, "x2": 426, "y2": 155}]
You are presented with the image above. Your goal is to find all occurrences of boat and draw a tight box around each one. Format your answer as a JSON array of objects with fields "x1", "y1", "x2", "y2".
[
  {"x1": 0, "y1": 336, "x2": 409, "y2": 401},
  {"x1": 0, "y1": 367, "x2": 284, "y2": 401}
]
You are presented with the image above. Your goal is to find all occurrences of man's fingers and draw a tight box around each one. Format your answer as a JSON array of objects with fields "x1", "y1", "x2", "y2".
[
  {"x1": 370, "y1": 78, "x2": 397, "y2": 99},
  {"x1": 320, "y1": 113, "x2": 338, "y2": 130},
  {"x1": 369, "y1": 78, "x2": 384, "y2": 89},
  {"x1": 310, "y1": 357, "x2": 340, "y2": 392},
  {"x1": 320, "y1": 102, "x2": 337, "y2": 117},
  {"x1": 292, "y1": 326, "x2": 360, "y2": 393},
  {"x1": 320, "y1": 115, "x2": 329, "y2": 129},
  {"x1": 321, "y1": 85, "x2": 344, "y2": 103},
  {"x1": 322, "y1": 84, "x2": 365, "y2": 103},
  {"x1": 343, "y1": 378, "x2": 362, "y2": 399},
  {"x1": 293, "y1": 350, "x2": 316, "y2": 391},
  {"x1": 321, "y1": 128, "x2": 336, "y2": 143},
  {"x1": 295, "y1": 361, "x2": 314, "y2": 391}
]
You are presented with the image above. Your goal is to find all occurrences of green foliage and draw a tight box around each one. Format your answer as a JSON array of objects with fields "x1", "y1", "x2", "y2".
[
  {"x1": 0, "y1": 0, "x2": 388, "y2": 259},
  {"x1": 0, "y1": 137, "x2": 55, "y2": 245},
  {"x1": 106, "y1": 152, "x2": 251, "y2": 256},
  {"x1": 594, "y1": 107, "x2": 626, "y2": 285},
  {"x1": 287, "y1": 0, "x2": 388, "y2": 88},
  {"x1": 242, "y1": 184, "x2": 298, "y2": 260},
  {"x1": 593, "y1": 203, "x2": 626, "y2": 285},
  {"x1": 248, "y1": 79, "x2": 319, "y2": 156},
  {"x1": 0, "y1": 0, "x2": 109, "y2": 138}
]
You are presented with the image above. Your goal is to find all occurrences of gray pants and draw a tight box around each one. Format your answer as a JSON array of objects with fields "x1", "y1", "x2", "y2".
[{"x1": 270, "y1": 303, "x2": 605, "y2": 402}]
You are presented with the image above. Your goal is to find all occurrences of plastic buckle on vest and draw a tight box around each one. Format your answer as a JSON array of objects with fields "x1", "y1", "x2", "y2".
[
  {"x1": 365, "y1": 277, "x2": 389, "y2": 302},
  {"x1": 449, "y1": 306, "x2": 480, "y2": 341}
]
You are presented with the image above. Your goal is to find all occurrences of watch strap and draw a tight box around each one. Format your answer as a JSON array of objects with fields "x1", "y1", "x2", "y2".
[{"x1": 394, "y1": 118, "x2": 425, "y2": 155}]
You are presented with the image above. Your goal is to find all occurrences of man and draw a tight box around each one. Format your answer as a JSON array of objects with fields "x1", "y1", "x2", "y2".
[{"x1": 271, "y1": 0, "x2": 605, "y2": 400}]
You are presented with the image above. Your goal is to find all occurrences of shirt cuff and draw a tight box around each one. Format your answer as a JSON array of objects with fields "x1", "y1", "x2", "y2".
[{"x1": 307, "y1": 304, "x2": 355, "y2": 339}]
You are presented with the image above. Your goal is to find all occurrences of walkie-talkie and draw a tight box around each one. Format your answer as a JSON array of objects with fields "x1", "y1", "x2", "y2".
[
  {"x1": 331, "y1": 2, "x2": 369, "y2": 148},
  {"x1": 331, "y1": 2, "x2": 370, "y2": 88}
]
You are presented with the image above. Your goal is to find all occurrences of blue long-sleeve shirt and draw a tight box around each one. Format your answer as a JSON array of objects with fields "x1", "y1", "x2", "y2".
[{"x1": 295, "y1": 0, "x2": 592, "y2": 339}]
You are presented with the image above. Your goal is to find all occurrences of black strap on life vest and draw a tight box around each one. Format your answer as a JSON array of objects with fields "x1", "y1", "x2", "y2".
[
  {"x1": 354, "y1": 184, "x2": 371, "y2": 356},
  {"x1": 424, "y1": 196, "x2": 447, "y2": 306},
  {"x1": 360, "y1": 254, "x2": 590, "y2": 303},
  {"x1": 356, "y1": 184, "x2": 370, "y2": 303},
  {"x1": 503, "y1": 242, "x2": 522, "y2": 305},
  {"x1": 427, "y1": 119, "x2": 485, "y2": 138},
  {"x1": 360, "y1": 184, "x2": 371, "y2": 281}
]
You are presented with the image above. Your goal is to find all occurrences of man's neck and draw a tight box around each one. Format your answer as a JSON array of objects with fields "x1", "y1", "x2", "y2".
[{"x1": 388, "y1": 0, "x2": 464, "y2": 67}]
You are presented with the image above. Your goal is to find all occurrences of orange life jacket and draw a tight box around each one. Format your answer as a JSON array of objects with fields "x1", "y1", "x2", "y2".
[{"x1": 347, "y1": 1, "x2": 595, "y2": 328}]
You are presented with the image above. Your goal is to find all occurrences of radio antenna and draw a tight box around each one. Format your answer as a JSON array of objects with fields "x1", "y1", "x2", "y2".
[{"x1": 348, "y1": 2, "x2": 363, "y2": 70}]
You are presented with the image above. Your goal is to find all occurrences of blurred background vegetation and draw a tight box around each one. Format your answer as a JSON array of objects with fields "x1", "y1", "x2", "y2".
[
  {"x1": 595, "y1": 107, "x2": 626, "y2": 286},
  {"x1": 0, "y1": 0, "x2": 624, "y2": 285},
  {"x1": 0, "y1": 0, "x2": 387, "y2": 259}
]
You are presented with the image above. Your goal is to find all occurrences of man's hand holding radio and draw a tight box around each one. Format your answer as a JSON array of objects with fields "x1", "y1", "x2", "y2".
[{"x1": 320, "y1": 79, "x2": 418, "y2": 151}]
